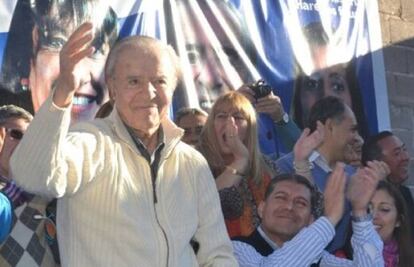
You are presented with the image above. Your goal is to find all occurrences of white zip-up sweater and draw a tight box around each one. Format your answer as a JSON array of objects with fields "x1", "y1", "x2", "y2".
[{"x1": 10, "y1": 96, "x2": 238, "y2": 267}]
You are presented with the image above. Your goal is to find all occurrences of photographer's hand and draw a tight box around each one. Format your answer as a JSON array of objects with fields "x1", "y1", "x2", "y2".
[{"x1": 255, "y1": 92, "x2": 285, "y2": 122}]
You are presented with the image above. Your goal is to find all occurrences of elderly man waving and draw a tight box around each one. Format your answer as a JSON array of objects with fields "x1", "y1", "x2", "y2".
[{"x1": 10, "y1": 23, "x2": 237, "y2": 267}]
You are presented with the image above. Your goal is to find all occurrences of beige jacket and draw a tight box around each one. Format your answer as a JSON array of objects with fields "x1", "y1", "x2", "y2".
[{"x1": 11, "y1": 96, "x2": 238, "y2": 267}]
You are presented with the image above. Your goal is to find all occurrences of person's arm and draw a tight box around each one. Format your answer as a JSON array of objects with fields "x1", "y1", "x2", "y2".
[
  {"x1": 233, "y1": 217, "x2": 335, "y2": 267},
  {"x1": 319, "y1": 220, "x2": 384, "y2": 267},
  {"x1": 10, "y1": 23, "x2": 104, "y2": 198},
  {"x1": 292, "y1": 121, "x2": 324, "y2": 181},
  {"x1": 0, "y1": 192, "x2": 12, "y2": 243},
  {"x1": 193, "y1": 156, "x2": 238, "y2": 266},
  {"x1": 319, "y1": 161, "x2": 388, "y2": 267},
  {"x1": 273, "y1": 117, "x2": 301, "y2": 151}
]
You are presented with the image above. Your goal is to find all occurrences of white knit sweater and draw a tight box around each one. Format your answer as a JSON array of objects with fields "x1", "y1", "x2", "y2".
[{"x1": 10, "y1": 96, "x2": 238, "y2": 267}]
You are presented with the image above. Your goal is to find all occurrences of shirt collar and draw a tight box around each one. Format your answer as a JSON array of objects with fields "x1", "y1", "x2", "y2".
[
  {"x1": 309, "y1": 150, "x2": 332, "y2": 173},
  {"x1": 125, "y1": 124, "x2": 165, "y2": 163},
  {"x1": 258, "y1": 225, "x2": 280, "y2": 250}
]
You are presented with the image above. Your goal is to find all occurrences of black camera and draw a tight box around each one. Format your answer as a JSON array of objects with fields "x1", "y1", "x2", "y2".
[{"x1": 248, "y1": 79, "x2": 272, "y2": 99}]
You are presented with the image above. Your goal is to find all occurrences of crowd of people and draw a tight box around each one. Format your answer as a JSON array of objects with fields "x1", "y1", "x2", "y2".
[{"x1": 0, "y1": 3, "x2": 413, "y2": 267}]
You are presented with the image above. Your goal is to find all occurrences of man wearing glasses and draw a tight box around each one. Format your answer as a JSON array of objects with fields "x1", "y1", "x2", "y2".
[{"x1": 0, "y1": 105, "x2": 58, "y2": 267}]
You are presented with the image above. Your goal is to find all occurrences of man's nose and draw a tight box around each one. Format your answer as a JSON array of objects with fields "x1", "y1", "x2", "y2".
[{"x1": 142, "y1": 82, "x2": 157, "y2": 99}]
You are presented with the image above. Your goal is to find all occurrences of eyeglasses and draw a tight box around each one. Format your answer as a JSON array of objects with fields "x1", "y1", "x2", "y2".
[{"x1": 6, "y1": 128, "x2": 24, "y2": 140}]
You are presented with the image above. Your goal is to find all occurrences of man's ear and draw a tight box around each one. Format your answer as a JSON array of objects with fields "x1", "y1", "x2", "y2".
[
  {"x1": 324, "y1": 118, "x2": 334, "y2": 135},
  {"x1": 0, "y1": 127, "x2": 6, "y2": 152},
  {"x1": 258, "y1": 201, "x2": 265, "y2": 219},
  {"x1": 107, "y1": 78, "x2": 116, "y2": 101}
]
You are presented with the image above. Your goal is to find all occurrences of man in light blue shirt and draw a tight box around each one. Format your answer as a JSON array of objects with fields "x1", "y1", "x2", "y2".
[{"x1": 276, "y1": 96, "x2": 363, "y2": 251}]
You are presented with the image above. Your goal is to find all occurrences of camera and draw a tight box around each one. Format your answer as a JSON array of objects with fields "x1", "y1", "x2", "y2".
[{"x1": 248, "y1": 79, "x2": 272, "y2": 99}]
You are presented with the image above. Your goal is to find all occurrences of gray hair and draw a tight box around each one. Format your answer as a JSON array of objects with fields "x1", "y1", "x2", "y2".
[
  {"x1": 0, "y1": 105, "x2": 33, "y2": 125},
  {"x1": 104, "y1": 36, "x2": 182, "y2": 87}
]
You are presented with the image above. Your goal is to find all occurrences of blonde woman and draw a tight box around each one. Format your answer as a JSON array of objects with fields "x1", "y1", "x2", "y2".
[{"x1": 198, "y1": 92, "x2": 278, "y2": 237}]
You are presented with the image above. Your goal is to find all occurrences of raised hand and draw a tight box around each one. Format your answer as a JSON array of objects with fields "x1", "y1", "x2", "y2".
[
  {"x1": 223, "y1": 118, "x2": 249, "y2": 164},
  {"x1": 237, "y1": 85, "x2": 285, "y2": 122},
  {"x1": 53, "y1": 22, "x2": 95, "y2": 108},
  {"x1": 346, "y1": 160, "x2": 388, "y2": 216},
  {"x1": 324, "y1": 162, "x2": 347, "y2": 226},
  {"x1": 294, "y1": 121, "x2": 324, "y2": 162}
]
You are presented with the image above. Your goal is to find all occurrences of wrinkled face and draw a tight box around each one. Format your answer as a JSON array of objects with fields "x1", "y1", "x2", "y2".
[
  {"x1": 371, "y1": 189, "x2": 400, "y2": 242},
  {"x1": 259, "y1": 180, "x2": 313, "y2": 245},
  {"x1": 178, "y1": 113, "x2": 207, "y2": 147},
  {"x1": 299, "y1": 65, "x2": 352, "y2": 126},
  {"x1": 30, "y1": 26, "x2": 110, "y2": 123},
  {"x1": 329, "y1": 106, "x2": 362, "y2": 162},
  {"x1": 213, "y1": 104, "x2": 248, "y2": 155},
  {"x1": 0, "y1": 118, "x2": 30, "y2": 176},
  {"x1": 108, "y1": 45, "x2": 176, "y2": 135},
  {"x1": 377, "y1": 136, "x2": 409, "y2": 184}
]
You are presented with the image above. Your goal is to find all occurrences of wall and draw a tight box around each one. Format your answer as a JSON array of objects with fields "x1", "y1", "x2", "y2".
[{"x1": 379, "y1": 0, "x2": 414, "y2": 186}]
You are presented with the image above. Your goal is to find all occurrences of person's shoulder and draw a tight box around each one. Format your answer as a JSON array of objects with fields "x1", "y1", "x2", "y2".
[
  {"x1": 70, "y1": 117, "x2": 112, "y2": 135},
  {"x1": 175, "y1": 141, "x2": 207, "y2": 162}
]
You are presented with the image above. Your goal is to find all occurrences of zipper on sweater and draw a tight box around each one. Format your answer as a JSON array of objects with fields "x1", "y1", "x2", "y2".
[{"x1": 153, "y1": 205, "x2": 169, "y2": 267}]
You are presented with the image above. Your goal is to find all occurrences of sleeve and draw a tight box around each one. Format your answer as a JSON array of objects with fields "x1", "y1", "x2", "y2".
[
  {"x1": 219, "y1": 185, "x2": 244, "y2": 219},
  {"x1": 275, "y1": 153, "x2": 295, "y2": 174},
  {"x1": 0, "y1": 192, "x2": 12, "y2": 243},
  {"x1": 273, "y1": 119, "x2": 301, "y2": 151},
  {"x1": 233, "y1": 217, "x2": 335, "y2": 267},
  {"x1": 320, "y1": 220, "x2": 384, "y2": 267},
  {"x1": 193, "y1": 157, "x2": 238, "y2": 267},
  {"x1": 10, "y1": 96, "x2": 106, "y2": 198}
]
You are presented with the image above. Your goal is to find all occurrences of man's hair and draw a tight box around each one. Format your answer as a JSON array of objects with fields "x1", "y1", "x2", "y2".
[
  {"x1": 174, "y1": 107, "x2": 208, "y2": 125},
  {"x1": 306, "y1": 96, "x2": 346, "y2": 132},
  {"x1": 265, "y1": 173, "x2": 319, "y2": 217},
  {"x1": 104, "y1": 36, "x2": 182, "y2": 87},
  {"x1": 361, "y1": 130, "x2": 393, "y2": 165},
  {"x1": 0, "y1": 105, "x2": 33, "y2": 125}
]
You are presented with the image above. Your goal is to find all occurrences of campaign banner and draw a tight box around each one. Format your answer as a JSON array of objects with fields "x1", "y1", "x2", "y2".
[{"x1": 0, "y1": 0, "x2": 389, "y2": 156}]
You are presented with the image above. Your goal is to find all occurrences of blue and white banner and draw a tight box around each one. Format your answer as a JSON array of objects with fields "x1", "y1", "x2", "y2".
[{"x1": 0, "y1": 0, "x2": 389, "y2": 156}]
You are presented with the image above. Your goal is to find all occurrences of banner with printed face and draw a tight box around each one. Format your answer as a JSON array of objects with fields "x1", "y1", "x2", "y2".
[{"x1": 0, "y1": 0, "x2": 389, "y2": 157}]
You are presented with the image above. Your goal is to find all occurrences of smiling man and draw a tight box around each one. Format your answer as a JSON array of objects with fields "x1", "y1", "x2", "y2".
[
  {"x1": 10, "y1": 23, "x2": 237, "y2": 267},
  {"x1": 232, "y1": 170, "x2": 385, "y2": 267},
  {"x1": 362, "y1": 131, "x2": 414, "y2": 241}
]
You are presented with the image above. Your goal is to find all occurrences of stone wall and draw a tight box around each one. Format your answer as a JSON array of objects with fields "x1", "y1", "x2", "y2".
[{"x1": 379, "y1": 0, "x2": 414, "y2": 186}]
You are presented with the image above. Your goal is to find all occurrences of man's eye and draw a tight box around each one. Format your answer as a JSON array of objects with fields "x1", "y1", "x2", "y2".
[
  {"x1": 128, "y1": 79, "x2": 139, "y2": 86},
  {"x1": 154, "y1": 79, "x2": 167, "y2": 86}
]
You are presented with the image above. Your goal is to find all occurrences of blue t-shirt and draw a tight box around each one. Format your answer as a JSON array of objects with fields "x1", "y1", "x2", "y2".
[{"x1": 0, "y1": 192, "x2": 12, "y2": 243}]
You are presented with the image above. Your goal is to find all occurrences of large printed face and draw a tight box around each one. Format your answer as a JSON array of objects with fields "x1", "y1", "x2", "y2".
[
  {"x1": 29, "y1": 12, "x2": 112, "y2": 123},
  {"x1": 177, "y1": 0, "x2": 249, "y2": 111},
  {"x1": 299, "y1": 64, "x2": 352, "y2": 127}
]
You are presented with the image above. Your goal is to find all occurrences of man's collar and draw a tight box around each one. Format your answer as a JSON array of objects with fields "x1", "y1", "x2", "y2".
[
  {"x1": 258, "y1": 225, "x2": 280, "y2": 250},
  {"x1": 309, "y1": 150, "x2": 332, "y2": 173}
]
